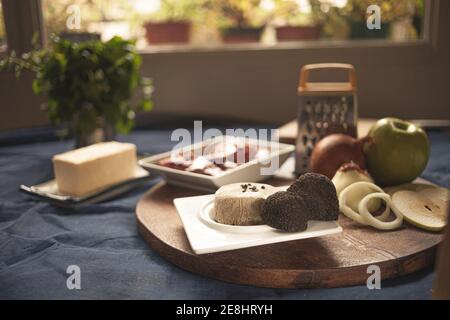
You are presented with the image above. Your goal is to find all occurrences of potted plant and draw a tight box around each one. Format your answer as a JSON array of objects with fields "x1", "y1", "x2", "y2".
[
  {"x1": 272, "y1": 0, "x2": 322, "y2": 41},
  {"x1": 341, "y1": 0, "x2": 416, "y2": 40},
  {"x1": 0, "y1": 36, "x2": 153, "y2": 148},
  {"x1": 205, "y1": 0, "x2": 268, "y2": 43},
  {"x1": 309, "y1": 0, "x2": 350, "y2": 40},
  {"x1": 144, "y1": 0, "x2": 202, "y2": 44},
  {"x1": 412, "y1": 0, "x2": 425, "y2": 38}
]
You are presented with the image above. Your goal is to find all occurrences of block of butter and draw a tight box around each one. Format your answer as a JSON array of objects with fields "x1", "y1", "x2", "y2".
[{"x1": 52, "y1": 141, "x2": 137, "y2": 196}]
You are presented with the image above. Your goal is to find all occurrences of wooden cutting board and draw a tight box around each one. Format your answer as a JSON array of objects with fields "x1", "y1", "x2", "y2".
[{"x1": 136, "y1": 178, "x2": 443, "y2": 289}]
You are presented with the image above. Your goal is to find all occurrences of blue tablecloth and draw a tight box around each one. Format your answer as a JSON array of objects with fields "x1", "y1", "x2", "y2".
[{"x1": 0, "y1": 127, "x2": 449, "y2": 300}]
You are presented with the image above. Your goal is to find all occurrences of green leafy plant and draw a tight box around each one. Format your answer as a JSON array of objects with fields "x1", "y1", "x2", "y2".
[
  {"x1": 341, "y1": 0, "x2": 417, "y2": 23},
  {"x1": 271, "y1": 0, "x2": 318, "y2": 26},
  {"x1": 204, "y1": 0, "x2": 269, "y2": 30},
  {"x1": 0, "y1": 36, "x2": 153, "y2": 138},
  {"x1": 148, "y1": 0, "x2": 204, "y2": 23},
  {"x1": 308, "y1": 0, "x2": 421, "y2": 40},
  {"x1": 309, "y1": 0, "x2": 349, "y2": 39}
]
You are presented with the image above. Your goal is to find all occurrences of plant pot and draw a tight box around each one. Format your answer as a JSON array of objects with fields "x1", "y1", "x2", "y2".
[
  {"x1": 74, "y1": 117, "x2": 115, "y2": 149},
  {"x1": 59, "y1": 32, "x2": 101, "y2": 43},
  {"x1": 276, "y1": 25, "x2": 321, "y2": 41},
  {"x1": 412, "y1": 15, "x2": 423, "y2": 38},
  {"x1": 144, "y1": 21, "x2": 191, "y2": 44},
  {"x1": 221, "y1": 27, "x2": 264, "y2": 44},
  {"x1": 349, "y1": 21, "x2": 390, "y2": 39}
]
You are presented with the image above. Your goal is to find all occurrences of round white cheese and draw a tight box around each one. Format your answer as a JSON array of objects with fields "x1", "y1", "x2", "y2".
[{"x1": 214, "y1": 183, "x2": 277, "y2": 226}]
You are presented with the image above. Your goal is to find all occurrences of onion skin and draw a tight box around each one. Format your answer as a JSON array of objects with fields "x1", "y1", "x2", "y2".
[{"x1": 310, "y1": 134, "x2": 368, "y2": 179}]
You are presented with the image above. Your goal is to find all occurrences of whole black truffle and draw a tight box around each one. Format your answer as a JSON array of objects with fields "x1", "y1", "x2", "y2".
[
  {"x1": 262, "y1": 191, "x2": 311, "y2": 232},
  {"x1": 287, "y1": 172, "x2": 339, "y2": 221}
]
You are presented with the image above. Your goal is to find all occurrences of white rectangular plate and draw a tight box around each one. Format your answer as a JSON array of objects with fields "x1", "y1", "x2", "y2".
[
  {"x1": 139, "y1": 135, "x2": 295, "y2": 192},
  {"x1": 20, "y1": 165, "x2": 151, "y2": 207},
  {"x1": 174, "y1": 194, "x2": 342, "y2": 255}
]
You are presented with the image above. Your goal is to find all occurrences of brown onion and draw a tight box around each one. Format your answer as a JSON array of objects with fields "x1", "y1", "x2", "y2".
[{"x1": 309, "y1": 134, "x2": 368, "y2": 179}]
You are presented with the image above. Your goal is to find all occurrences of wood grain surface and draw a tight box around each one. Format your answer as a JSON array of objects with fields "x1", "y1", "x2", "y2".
[{"x1": 136, "y1": 179, "x2": 442, "y2": 288}]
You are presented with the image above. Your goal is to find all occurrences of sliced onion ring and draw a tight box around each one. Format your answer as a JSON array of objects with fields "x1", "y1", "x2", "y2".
[
  {"x1": 338, "y1": 182, "x2": 374, "y2": 225},
  {"x1": 339, "y1": 181, "x2": 402, "y2": 230},
  {"x1": 340, "y1": 201, "x2": 368, "y2": 225},
  {"x1": 359, "y1": 192, "x2": 403, "y2": 230}
]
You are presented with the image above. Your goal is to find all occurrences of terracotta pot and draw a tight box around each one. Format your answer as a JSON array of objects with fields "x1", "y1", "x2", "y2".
[
  {"x1": 275, "y1": 25, "x2": 321, "y2": 41},
  {"x1": 59, "y1": 32, "x2": 101, "y2": 43},
  {"x1": 144, "y1": 21, "x2": 191, "y2": 44},
  {"x1": 349, "y1": 21, "x2": 390, "y2": 39},
  {"x1": 73, "y1": 116, "x2": 114, "y2": 148},
  {"x1": 221, "y1": 27, "x2": 264, "y2": 44}
]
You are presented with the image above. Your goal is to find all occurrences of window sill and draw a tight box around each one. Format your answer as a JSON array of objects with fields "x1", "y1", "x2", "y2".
[{"x1": 137, "y1": 39, "x2": 430, "y2": 56}]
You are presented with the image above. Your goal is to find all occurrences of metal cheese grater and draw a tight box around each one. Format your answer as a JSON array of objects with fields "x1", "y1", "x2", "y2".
[{"x1": 295, "y1": 63, "x2": 358, "y2": 174}]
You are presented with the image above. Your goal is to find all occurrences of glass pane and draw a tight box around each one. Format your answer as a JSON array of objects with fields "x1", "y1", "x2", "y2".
[
  {"x1": 0, "y1": 1, "x2": 6, "y2": 50},
  {"x1": 42, "y1": 0, "x2": 426, "y2": 49}
]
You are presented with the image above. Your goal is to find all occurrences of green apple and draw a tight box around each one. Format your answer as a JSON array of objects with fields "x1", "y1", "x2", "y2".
[{"x1": 363, "y1": 118, "x2": 429, "y2": 186}]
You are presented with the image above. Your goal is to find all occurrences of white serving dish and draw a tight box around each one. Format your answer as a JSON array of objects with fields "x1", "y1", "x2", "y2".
[
  {"x1": 139, "y1": 136, "x2": 295, "y2": 192},
  {"x1": 174, "y1": 194, "x2": 342, "y2": 254}
]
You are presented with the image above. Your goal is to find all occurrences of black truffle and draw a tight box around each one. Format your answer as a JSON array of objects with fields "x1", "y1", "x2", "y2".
[
  {"x1": 262, "y1": 192, "x2": 311, "y2": 232},
  {"x1": 287, "y1": 172, "x2": 339, "y2": 221}
]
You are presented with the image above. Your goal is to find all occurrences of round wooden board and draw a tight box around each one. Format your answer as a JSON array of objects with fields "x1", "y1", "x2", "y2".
[{"x1": 136, "y1": 179, "x2": 443, "y2": 289}]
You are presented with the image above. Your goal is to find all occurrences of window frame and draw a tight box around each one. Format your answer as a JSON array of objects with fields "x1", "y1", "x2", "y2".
[{"x1": 1, "y1": 0, "x2": 45, "y2": 54}]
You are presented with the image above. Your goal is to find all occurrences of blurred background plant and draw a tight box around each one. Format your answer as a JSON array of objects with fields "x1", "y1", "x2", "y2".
[
  {"x1": 145, "y1": 0, "x2": 204, "y2": 23},
  {"x1": 344, "y1": 0, "x2": 417, "y2": 22},
  {"x1": 34, "y1": 0, "x2": 428, "y2": 47},
  {"x1": 0, "y1": 36, "x2": 153, "y2": 146},
  {"x1": 203, "y1": 0, "x2": 271, "y2": 43},
  {"x1": 205, "y1": 0, "x2": 269, "y2": 29},
  {"x1": 309, "y1": 0, "x2": 350, "y2": 39},
  {"x1": 271, "y1": 0, "x2": 318, "y2": 26},
  {"x1": 270, "y1": 0, "x2": 323, "y2": 41},
  {"x1": 142, "y1": 0, "x2": 205, "y2": 45},
  {"x1": 313, "y1": 0, "x2": 423, "y2": 40}
]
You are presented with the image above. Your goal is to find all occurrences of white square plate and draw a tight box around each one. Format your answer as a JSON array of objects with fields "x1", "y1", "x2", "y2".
[{"x1": 174, "y1": 194, "x2": 342, "y2": 255}]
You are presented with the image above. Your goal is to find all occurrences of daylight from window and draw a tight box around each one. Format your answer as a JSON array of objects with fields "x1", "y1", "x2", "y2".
[
  {"x1": 0, "y1": 2, "x2": 6, "y2": 50},
  {"x1": 42, "y1": 0, "x2": 425, "y2": 49}
]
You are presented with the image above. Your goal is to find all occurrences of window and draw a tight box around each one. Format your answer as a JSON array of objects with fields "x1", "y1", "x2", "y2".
[
  {"x1": 0, "y1": 1, "x2": 6, "y2": 50},
  {"x1": 1, "y1": 0, "x2": 445, "y2": 131},
  {"x1": 41, "y1": 0, "x2": 425, "y2": 51}
]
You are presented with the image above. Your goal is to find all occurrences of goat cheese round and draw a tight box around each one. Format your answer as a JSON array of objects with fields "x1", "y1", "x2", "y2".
[{"x1": 214, "y1": 183, "x2": 276, "y2": 226}]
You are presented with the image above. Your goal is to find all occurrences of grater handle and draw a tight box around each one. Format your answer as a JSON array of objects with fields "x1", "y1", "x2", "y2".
[{"x1": 299, "y1": 63, "x2": 356, "y2": 89}]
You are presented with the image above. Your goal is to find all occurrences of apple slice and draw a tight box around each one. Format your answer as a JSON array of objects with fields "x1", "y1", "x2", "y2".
[
  {"x1": 384, "y1": 183, "x2": 434, "y2": 195},
  {"x1": 391, "y1": 187, "x2": 449, "y2": 232}
]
